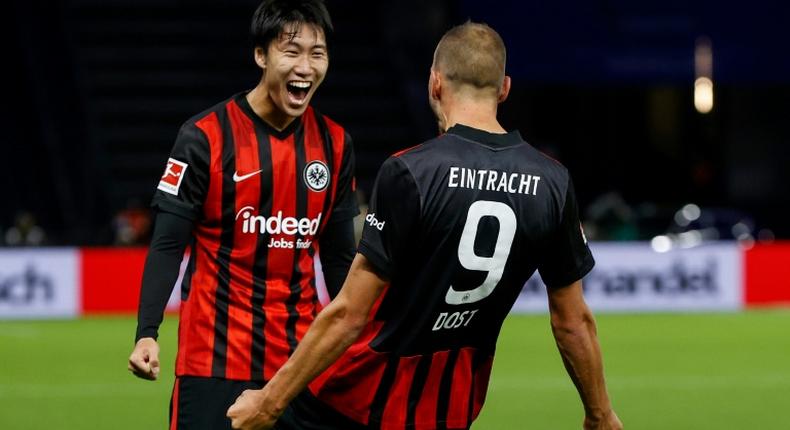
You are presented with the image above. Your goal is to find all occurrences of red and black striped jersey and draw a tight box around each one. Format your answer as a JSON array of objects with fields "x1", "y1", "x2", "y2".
[
  {"x1": 152, "y1": 92, "x2": 358, "y2": 381},
  {"x1": 309, "y1": 124, "x2": 594, "y2": 429}
]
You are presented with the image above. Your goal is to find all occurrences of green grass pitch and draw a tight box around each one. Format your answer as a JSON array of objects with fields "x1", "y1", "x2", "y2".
[{"x1": 1, "y1": 311, "x2": 788, "y2": 429}]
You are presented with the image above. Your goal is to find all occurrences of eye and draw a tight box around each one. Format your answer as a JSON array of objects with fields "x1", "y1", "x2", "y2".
[
  {"x1": 284, "y1": 50, "x2": 299, "y2": 56},
  {"x1": 311, "y1": 51, "x2": 326, "y2": 59}
]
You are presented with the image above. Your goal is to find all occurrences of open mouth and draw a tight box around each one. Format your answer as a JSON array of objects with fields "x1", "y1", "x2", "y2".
[{"x1": 286, "y1": 80, "x2": 312, "y2": 105}]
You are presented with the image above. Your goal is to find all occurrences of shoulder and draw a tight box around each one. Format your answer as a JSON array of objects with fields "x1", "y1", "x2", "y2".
[
  {"x1": 536, "y1": 149, "x2": 570, "y2": 179},
  {"x1": 389, "y1": 133, "x2": 464, "y2": 176},
  {"x1": 309, "y1": 107, "x2": 346, "y2": 135},
  {"x1": 307, "y1": 107, "x2": 353, "y2": 154},
  {"x1": 514, "y1": 144, "x2": 571, "y2": 193},
  {"x1": 179, "y1": 94, "x2": 240, "y2": 138},
  {"x1": 186, "y1": 94, "x2": 239, "y2": 126},
  {"x1": 390, "y1": 132, "x2": 450, "y2": 159}
]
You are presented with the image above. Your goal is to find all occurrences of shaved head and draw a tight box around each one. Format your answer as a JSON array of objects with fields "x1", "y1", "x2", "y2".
[{"x1": 432, "y1": 22, "x2": 506, "y2": 97}]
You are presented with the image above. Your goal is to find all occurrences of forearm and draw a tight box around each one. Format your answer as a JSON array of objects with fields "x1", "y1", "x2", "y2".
[
  {"x1": 264, "y1": 299, "x2": 366, "y2": 413},
  {"x1": 260, "y1": 254, "x2": 386, "y2": 414},
  {"x1": 135, "y1": 211, "x2": 193, "y2": 341},
  {"x1": 551, "y1": 311, "x2": 611, "y2": 418},
  {"x1": 318, "y1": 217, "x2": 356, "y2": 299}
]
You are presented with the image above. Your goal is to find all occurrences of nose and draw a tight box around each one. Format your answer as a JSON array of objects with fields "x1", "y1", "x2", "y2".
[{"x1": 294, "y1": 53, "x2": 311, "y2": 76}]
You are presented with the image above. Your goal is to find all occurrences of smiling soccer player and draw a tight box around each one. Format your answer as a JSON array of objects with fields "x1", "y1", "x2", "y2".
[{"x1": 126, "y1": 1, "x2": 359, "y2": 429}]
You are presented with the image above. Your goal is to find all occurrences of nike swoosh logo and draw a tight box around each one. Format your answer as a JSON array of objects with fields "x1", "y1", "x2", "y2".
[{"x1": 233, "y1": 170, "x2": 262, "y2": 182}]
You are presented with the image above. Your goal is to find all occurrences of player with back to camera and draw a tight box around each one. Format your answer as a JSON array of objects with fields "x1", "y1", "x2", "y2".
[
  {"x1": 126, "y1": 1, "x2": 360, "y2": 429},
  {"x1": 227, "y1": 21, "x2": 622, "y2": 430}
]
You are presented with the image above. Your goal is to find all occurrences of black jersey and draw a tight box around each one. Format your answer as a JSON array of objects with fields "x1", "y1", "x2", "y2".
[{"x1": 308, "y1": 124, "x2": 594, "y2": 429}]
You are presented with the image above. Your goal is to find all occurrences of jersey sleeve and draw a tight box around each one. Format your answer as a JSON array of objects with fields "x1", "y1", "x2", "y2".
[
  {"x1": 537, "y1": 176, "x2": 595, "y2": 288},
  {"x1": 150, "y1": 122, "x2": 210, "y2": 221},
  {"x1": 327, "y1": 131, "x2": 361, "y2": 223},
  {"x1": 357, "y1": 156, "x2": 421, "y2": 278}
]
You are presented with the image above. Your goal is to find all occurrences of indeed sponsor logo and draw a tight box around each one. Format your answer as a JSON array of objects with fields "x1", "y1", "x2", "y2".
[
  {"x1": 235, "y1": 206, "x2": 322, "y2": 236},
  {"x1": 0, "y1": 265, "x2": 54, "y2": 304},
  {"x1": 365, "y1": 213, "x2": 385, "y2": 231}
]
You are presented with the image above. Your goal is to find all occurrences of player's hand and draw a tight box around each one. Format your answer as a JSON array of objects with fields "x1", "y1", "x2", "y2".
[
  {"x1": 128, "y1": 337, "x2": 161, "y2": 380},
  {"x1": 584, "y1": 409, "x2": 622, "y2": 430},
  {"x1": 227, "y1": 389, "x2": 280, "y2": 430}
]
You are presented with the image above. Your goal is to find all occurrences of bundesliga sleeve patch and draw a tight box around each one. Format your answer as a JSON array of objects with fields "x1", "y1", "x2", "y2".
[{"x1": 157, "y1": 158, "x2": 188, "y2": 196}]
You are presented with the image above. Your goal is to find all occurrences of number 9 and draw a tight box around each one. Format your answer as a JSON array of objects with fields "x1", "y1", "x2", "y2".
[{"x1": 445, "y1": 200, "x2": 517, "y2": 305}]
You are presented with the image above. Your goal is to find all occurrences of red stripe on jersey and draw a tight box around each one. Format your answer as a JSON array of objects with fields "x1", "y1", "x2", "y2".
[
  {"x1": 309, "y1": 286, "x2": 390, "y2": 424},
  {"x1": 308, "y1": 323, "x2": 387, "y2": 424},
  {"x1": 392, "y1": 144, "x2": 422, "y2": 158},
  {"x1": 170, "y1": 377, "x2": 180, "y2": 430},
  {"x1": 446, "y1": 348, "x2": 474, "y2": 428},
  {"x1": 471, "y1": 355, "x2": 494, "y2": 421},
  {"x1": 295, "y1": 110, "x2": 328, "y2": 331},
  {"x1": 223, "y1": 100, "x2": 260, "y2": 380},
  {"x1": 414, "y1": 351, "x2": 450, "y2": 430},
  {"x1": 263, "y1": 133, "x2": 297, "y2": 380},
  {"x1": 176, "y1": 112, "x2": 223, "y2": 377},
  {"x1": 380, "y1": 356, "x2": 421, "y2": 430}
]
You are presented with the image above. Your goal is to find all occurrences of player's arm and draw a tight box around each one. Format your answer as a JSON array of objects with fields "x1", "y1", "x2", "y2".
[
  {"x1": 319, "y1": 130, "x2": 361, "y2": 299},
  {"x1": 227, "y1": 253, "x2": 387, "y2": 430},
  {"x1": 318, "y1": 218, "x2": 356, "y2": 299},
  {"x1": 547, "y1": 281, "x2": 622, "y2": 429},
  {"x1": 538, "y1": 175, "x2": 620, "y2": 429},
  {"x1": 129, "y1": 122, "x2": 209, "y2": 381},
  {"x1": 128, "y1": 210, "x2": 193, "y2": 381}
]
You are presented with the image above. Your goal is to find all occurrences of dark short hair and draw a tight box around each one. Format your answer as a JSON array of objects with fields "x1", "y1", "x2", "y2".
[
  {"x1": 434, "y1": 22, "x2": 506, "y2": 93},
  {"x1": 250, "y1": 0, "x2": 333, "y2": 51}
]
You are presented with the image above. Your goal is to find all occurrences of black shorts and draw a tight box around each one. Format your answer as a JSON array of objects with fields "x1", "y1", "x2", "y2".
[
  {"x1": 169, "y1": 376, "x2": 265, "y2": 430},
  {"x1": 277, "y1": 390, "x2": 367, "y2": 430},
  {"x1": 169, "y1": 376, "x2": 365, "y2": 430}
]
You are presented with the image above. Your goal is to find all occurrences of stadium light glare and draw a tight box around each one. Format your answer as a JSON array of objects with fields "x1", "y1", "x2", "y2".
[
  {"x1": 738, "y1": 235, "x2": 755, "y2": 249},
  {"x1": 681, "y1": 203, "x2": 701, "y2": 221},
  {"x1": 731, "y1": 222, "x2": 751, "y2": 238},
  {"x1": 651, "y1": 235, "x2": 672, "y2": 253},
  {"x1": 694, "y1": 37, "x2": 714, "y2": 114},
  {"x1": 694, "y1": 77, "x2": 714, "y2": 114},
  {"x1": 677, "y1": 230, "x2": 703, "y2": 249},
  {"x1": 674, "y1": 211, "x2": 691, "y2": 227}
]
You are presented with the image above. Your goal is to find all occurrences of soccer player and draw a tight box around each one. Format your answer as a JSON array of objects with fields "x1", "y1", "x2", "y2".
[
  {"x1": 126, "y1": 1, "x2": 359, "y2": 428},
  {"x1": 227, "y1": 22, "x2": 622, "y2": 430}
]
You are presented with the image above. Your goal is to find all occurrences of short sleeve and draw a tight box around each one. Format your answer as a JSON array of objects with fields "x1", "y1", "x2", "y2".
[
  {"x1": 150, "y1": 122, "x2": 210, "y2": 221},
  {"x1": 537, "y1": 176, "x2": 595, "y2": 288},
  {"x1": 357, "y1": 156, "x2": 420, "y2": 278},
  {"x1": 327, "y1": 131, "x2": 361, "y2": 223}
]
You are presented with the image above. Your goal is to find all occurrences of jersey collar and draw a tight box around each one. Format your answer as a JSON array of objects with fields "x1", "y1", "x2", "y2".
[
  {"x1": 235, "y1": 91, "x2": 303, "y2": 140},
  {"x1": 446, "y1": 123, "x2": 524, "y2": 148}
]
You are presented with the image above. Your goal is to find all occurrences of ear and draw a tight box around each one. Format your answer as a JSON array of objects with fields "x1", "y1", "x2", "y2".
[
  {"x1": 254, "y1": 47, "x2": 267, "y2": 70},
  {"x1": 497, "y1": 75, "x2": 511, "y2": 103},
  {"x1": 429, "y1": 68, "x2": 442, "y2": 101}
]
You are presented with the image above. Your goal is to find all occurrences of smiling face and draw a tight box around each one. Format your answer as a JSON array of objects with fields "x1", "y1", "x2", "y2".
[{"x1": 254, "y1": 23, "x2": 328, "y2": 121}]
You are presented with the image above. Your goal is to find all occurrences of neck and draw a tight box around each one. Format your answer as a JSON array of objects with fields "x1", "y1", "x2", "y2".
[
  {"x1": 246, "y1": 84, "x2": 296, "y2": 131},
  {"x1": 441, "y1": 96, "x2": 505, "y2": 134}
]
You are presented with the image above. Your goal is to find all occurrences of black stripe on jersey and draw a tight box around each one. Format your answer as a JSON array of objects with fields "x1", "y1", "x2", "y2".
[
  {"x1": 367, "y1": 354, "x2": 401, "y2": 429},
  {"x1": 211, "y1": 107, "x2": 236, "y2": 378},
  {"x1": 406, "y1": 354, "x2": 433, "y2": 427},
  {"x1": 435, "y1": 349, "x2": 460, "y2": 430},
  {"x1": 285, "y1": 124, "x2": 307, "y2": 354},
  {"x1": 181, "y1": 241, "x2": 197, "y2": 301},
  {"x1": 313, "y1": 113, "x2": 335, "y2": 236},
  {"x1": 250, "y1": 129, "x2": 273, "y2": 380},
  {"x1": 466, "y1": 349, "x2": 488, "y2": 424}
]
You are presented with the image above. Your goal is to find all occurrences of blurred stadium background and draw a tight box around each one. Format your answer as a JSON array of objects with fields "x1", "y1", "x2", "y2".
[{"x1": 1, "y1": 0, "x2": 789, "y2": 428}]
